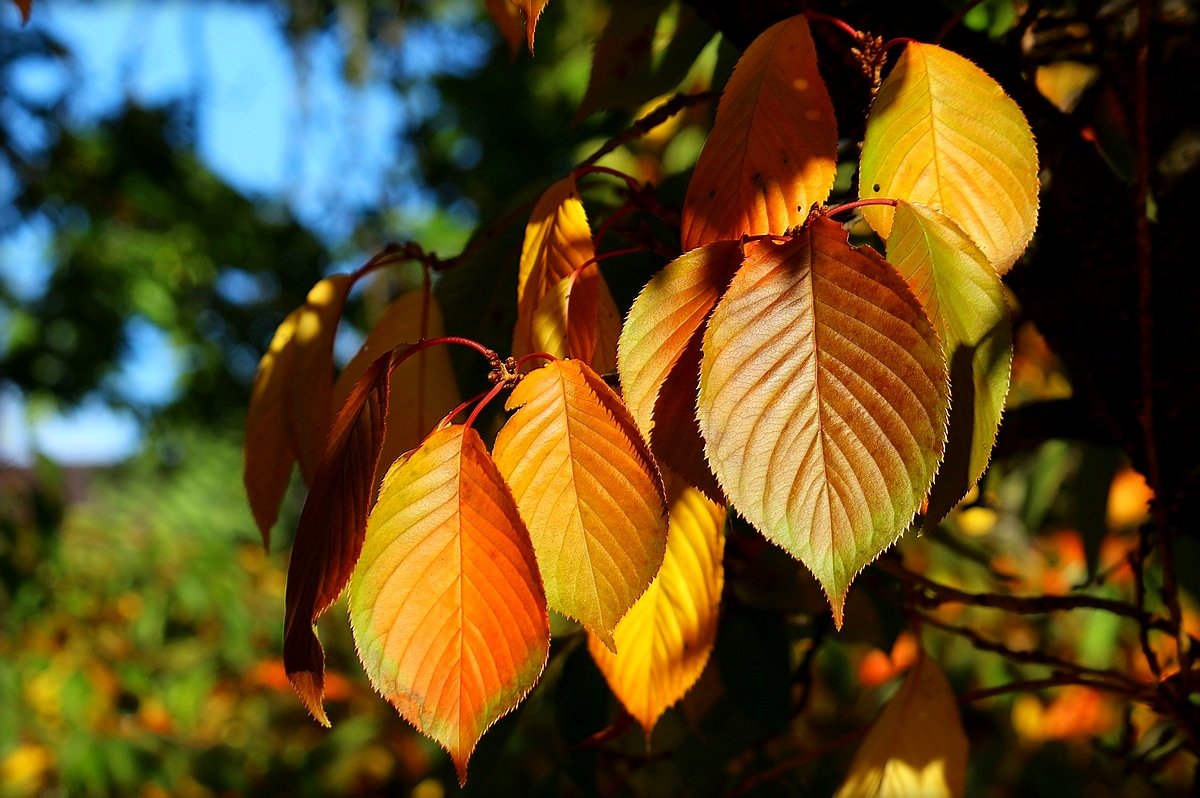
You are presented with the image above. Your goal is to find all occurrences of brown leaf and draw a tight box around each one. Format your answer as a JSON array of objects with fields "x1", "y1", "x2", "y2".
[{"x1": 283, "y1": 351, "x2": 392, "y2": 726}]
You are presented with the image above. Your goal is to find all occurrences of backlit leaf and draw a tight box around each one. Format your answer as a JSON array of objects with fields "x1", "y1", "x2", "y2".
[
  {"x1": 888, "y1": 202, "x2": 1012, "y2": 525},
  {"x1": 697, "y1": 218, "x2": 948, "y2": 624},
  {"x1": 484, "y1": 0, "x2": 525, "y2": 58},
  {"x1": 284, "y1": 351, "x2": 391, "y2": 726},
  {"x1": 588, "y1": 472, "x2": 725, "y2": 734},
  {"x1": 493, "y1": 359, "x2": 668, "y2": 648},
  {"x1": 515, "y1": 0, "x2": 550, "y2": 53},
  {"x1": 531, "y1": 262, "x2": 621, "y2": 374},
  {"x1": 618, "y1": 241, "x2": 742, "y2": 497},
  {"x1": 836, "y1": 653, "x2": 968, "y2": 798},
  {"x1": 13, "y1": 0, "x2": 30, "y2": 23},
  {"x1": 244, "y1": 274, "x2": 353, "y2": 547},
  {"x1": 681, "y1": 14, "x2": 837, "y2": 251},
  {"x1": 333, "y1": 289, "x2": 460, "y2": 477},
  {"x1": 349, "y1": 425, "x2": 549, "y2": 784},
  {"x1": 515, "y1": 177, "x2": 594, "y2": 359},
  {"x1": 859, "y1": 42, "x2": 1039, "y2": 274}
]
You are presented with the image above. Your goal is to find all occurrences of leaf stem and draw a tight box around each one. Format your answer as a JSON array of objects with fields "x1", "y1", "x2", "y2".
[
  {"x1": 464, "y1": 380, "x2": 509, "y2": 431},
  {"x1": 824, "y1": 197, "x2": 898, "y2": 217},
  {"x1": 574, "y1": 164, "x2": 641, "y2": 192},
  {"x1": 514, "y1": 352, "x2": 557, "y2": 370},
  {"x1": 436, "y1": 389, "x2": 493, "y2": 431},
  {"x1": 802, "y1": 10, "x2": 861, "y2": 41}
]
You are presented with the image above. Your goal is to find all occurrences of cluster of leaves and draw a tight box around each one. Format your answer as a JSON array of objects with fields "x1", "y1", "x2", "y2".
[{"x1": 245, "y1": 5, "x2": 1044, "y2": 789}]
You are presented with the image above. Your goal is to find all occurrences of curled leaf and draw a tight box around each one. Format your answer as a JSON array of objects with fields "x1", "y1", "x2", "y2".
[
  {"x1": 284, "y1": 351, "x2": 391, "y2": 726},
  {"x1": 588, "y1": 473, "x2": 725, "y2": 734},
  {"x1": 493, "y1": 359, "x2": 668, "y2": 648},
  {"x1": 350, "y1": 425, "x2": 550, "y2": 784},
  {"x1": 859, "y1": 42, "x2": 1039, "y2": 274},
  {"x1": 697, "y1": 218, "x2": 949, "y2": 625},
  {"x1": 681, "y1": 14, "x2": 837, "y2": 251},
  {"x1": 888, "y1": 202, "x2": 1012, "y2": 525},
  {"x1": 244, "y1": 274, "x2": 353, "y2": 548}
]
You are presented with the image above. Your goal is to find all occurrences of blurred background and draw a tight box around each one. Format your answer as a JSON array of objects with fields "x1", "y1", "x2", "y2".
[{"x1": 1, "y1": 0, "x2": 1195, "y2": 795}]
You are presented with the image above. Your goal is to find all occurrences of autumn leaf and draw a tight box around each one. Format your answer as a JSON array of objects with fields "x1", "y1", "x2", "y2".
[
  {"x1": 514, "y1": 176, "x2": 595, "y2": 359},
  {"x1": 332, "y1": 289, "x2": 460, "y2": 477},
  {"x1": 618, "y1": 241, "x2": 742, "y2": 496},
  {"x1": 515, "y1": 0, "x2": 550, "y2": 53},
  {"x1": 493, "y1": 359, "x2": 668, "y2": 648},
  {"x1": 349, "y1": 425, "x2": 550, "y2": 784},
  {"x1": 13, "y1": 0, "x2": 30, "y2": 23},
  {"x1": 859, "y1": 42, "x2": 1039, "y2": 274},
  {"x1": 484, "y1": 0, "x2": 526, "y2": 58},
  {"x1": 531, "y1": 262, "x2": 621, "y2": 374},
  {"x1": 888, "y1": 201, "x2": 1012, "y2": 525},
  {"x1": 697, "y1": 218, "x2": 949, "y2": 625},
  {"x1": 836, "y1": 652, "x2": 968, "y2": 798},
  {"x1": 588, "y1": 472, "x2": 725, "y2": 734},
  {"x1": 284, "y1": 351, "x2": 391, "y2": 727},
  {"x1": 681, "y1": 14, "x2": 837, "y2": 251},
  {"x1": 244, "y1": 274, "x2": 353, "y2": 548}
]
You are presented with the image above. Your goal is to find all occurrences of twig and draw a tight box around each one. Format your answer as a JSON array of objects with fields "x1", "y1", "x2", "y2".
[
  {"x1": 961, "y1": 674, "x2": 1142, "y2": 703},
  {"x1": 935, "y1": 0, "x2": 991, "y2": 43},
  {"x1": 727, "y1": 729, "x2": 865, "y2": 797},
  {"x1": 581, "y1": 91, "x2": 718, "y2": 168}
]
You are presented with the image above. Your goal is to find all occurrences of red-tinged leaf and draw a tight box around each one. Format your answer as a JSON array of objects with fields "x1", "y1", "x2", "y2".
[
  {"x1": 531, "y1": 262, "x2": 621, "y2": 374},
  {"x1": 681, "y1": 14, "x2": 837, "y2": 251},
  {"x1": 697, "y1": 218, "x2": 949, "y2": 625},
  {"x1": 349, "y1": 425, "x2": 550, "y2": 784},
  {"x1": 484, "y1": 0, "x2": 525, "y2": 58},
  {"x1": 836, "y1": 653, "x2": 968, "y2": 798},
  {"x1": 244, "y1": 275, "x2": 354, "y2": 547},
  {"x1": 515, "y1": 176, "x2": 594, "y2": 359},
  {"x1": 13, "y1": 0, "x2": 30, "y2": 23},
  {"x1": 333, "y1": 289, "x2": 460, "y2": 477},
  {"x1": 516, "y1": 0, "x2": 550, "y2": 53},
  {"x1": 493, "y1": 360, "x2": 668, "y2": 649},
  {"x1": 283, "y1": 352, "x2": 391, "y2": 726},
  {"x1": 588, "y1": 472, "x2": 725, "y2": 734},
  {"x1": 618, "y1": 241, "x2": 743, "y2": 497}
]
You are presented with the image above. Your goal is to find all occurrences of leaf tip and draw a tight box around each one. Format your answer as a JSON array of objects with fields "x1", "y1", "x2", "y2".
[
  {"x1": 452, "y1": 752, "x2": 471, "y2": 787},
  {"x1": 288, "y1": 670, "x2": 331, "y2": 728}
]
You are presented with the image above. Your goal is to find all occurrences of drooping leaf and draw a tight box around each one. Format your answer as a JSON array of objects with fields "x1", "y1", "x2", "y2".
[
  {"x1": 588, "y1": 472, "x2": 725, "y2": 734},
  {"x1": 681, "y1": 14, "x2": 837, "y2": 251},
  {"x1": 835, "y1": 653, "x2": 968, "y2": 798},
  {"x1": 515, "y1": 0, "x2": 550, "y2": 53},
  {"x1": 493, "y1": 359, "x2": 668, "y2": 648},
  {"x1": 284, "y1": 351, "x2": 391, "y2": 726},
  {"x1": 576, "y1": 0, "x2": 714, "y2": 120},
  {"x1": 484, "y1": 0, "x2": 525, "y2": 58},
  {"x1": 697, "y1": 218, "x2": 949, "y2": 625},
  {"x1": 859, "y1": 42, "x2": 1039, "y2": 274},
  {"x1": 888, "y1": 202, "x2": 1012, "y2": 525},
  {"x1": 13, "y1": 0, "x2": 31, "y2": 23},
  {"x1": 349, "y1": 425, "x2": 550, "y2": 784},
  {"x1": 531, "y1": 262, "x2": 621, "y2": 374},
  {"x1": 333, "y1": 289, "x2": 460, "y2": 477},
  {"x1": 515, "y1": 176, "x2": 594, "y2": 359},
  {"x1": 244, "y1": 274, "x2": 354, "y2": 547},
  {"x1": 651, "y1": 334, "x2": 723, "y2": 500}
]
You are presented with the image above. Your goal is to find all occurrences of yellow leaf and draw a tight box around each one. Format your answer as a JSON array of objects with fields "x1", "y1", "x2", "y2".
[
  {"x1": 484, "y1": 0, "x2": 525, "y2": 58},
  {"x1": 860, "y1": 42, "x2": 1039, "y2": 274},
  {"x1": 244, "y1": 274, "x2": 353, "y2": 547},
  {"x1": 493, "y1": 359, "x2": 668, "y2": 648},
  {"x1": 697, "y1": 218, "x2": 948, "y2": 625},
  {"x1": 530, "y1": 262, "x2": 621, "y2": 373},
  {"x1": 333, "y1": 289, "x2": 460, "y2": 475},
  {"x1": 588, "y1": 472, "x2": 725, "y2": 734},
  {"x1": 681, "y1": 14, "x2": 837, "y2": 251},
  {"x1": 836, "y1": 653, "x2": 968, "y2": 798},
  {"x1": 515, "y1": 0, "x2": 550, "y2": 53},
  {"x1": 515, "y1": 176, "x2": 594, "y2": 358},
  {"x1": 350, "y1": 425, "x2": 550, "y2": 785},
  {"x1": 888, "y1": 202, "x2": 1012, "y2": 526},
  {"x1": 1035, "y1": 61, "x2": 1099, "y2": 114}
]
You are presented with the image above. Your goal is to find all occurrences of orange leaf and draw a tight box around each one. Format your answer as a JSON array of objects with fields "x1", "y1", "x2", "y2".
[
  {"x1": 697, "y1": 218, "x2": 948, "y2": 625},
  {"x1": 836, "y1": 652, "x2": 968, "y2": 798},
  {"x1": 493, "y1": 359, "x2": 668, "y2": 648},
  {"x1": 588, "y1": 473, "x2": 725, "y2": 734},
  {"x1": 349, "y1": 425, "x2": 550, "y2": 784},
  {"x1": 333, "y1": 289, "x2": 460, "y2": 477},
  {"x1": 283, "y1": 352, "x2": 391, "y2": 727},
  {"x1": 515, "y1": 0, "x2": 550, "y2": 53},
  {"x1": 244, "y1": 275, "x2": 353, "y2": 548},
  {"x1": 618, "y1": 241, "x2": 742, "y2": 497},
  {"x1": 515, "y1": 176, "x2": 594, "y2": 359},
  {"x1": 681, "y1": 14, "x2": 837, "y2": 251},
  {"x1": 531, "y1": 262, "x2": 621, "y2": 373},
  {"x1": 484, "y1": 0, "x2": 525, "y2": 58}
]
